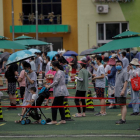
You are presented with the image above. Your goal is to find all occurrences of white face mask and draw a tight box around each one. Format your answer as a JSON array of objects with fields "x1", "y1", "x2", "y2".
[{"x1": 44, "y1": 60, "x2": 46, "y2": 63}]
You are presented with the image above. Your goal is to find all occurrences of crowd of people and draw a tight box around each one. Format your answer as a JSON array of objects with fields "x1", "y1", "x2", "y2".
[{"x1": 1, "y1": 49, "x2": 140, "y2": 129}]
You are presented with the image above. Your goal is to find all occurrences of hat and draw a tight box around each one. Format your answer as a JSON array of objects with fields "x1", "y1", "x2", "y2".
[
  {"x1": 80, "y1": 56, "x2": 87, "y2": 61},
  {"x1": 78, "y1": 61, "x2": 86, "y2": 64},
  {"x1": 111, "y1": 51, "x2": 115, "y2": 53},
  {"x1": 130, "y1": 58, "x2": 140, "y2": 66},
  {"x1": 111, "y1": 54, "x2": 117, "y2": 58},
  {"x1": 91, "y1": 54, "x2": 96, "y2": 58},
  {"x1": 108, "y1": 58, "x2": 116, "y2": 66},
  {"x1": 104, "y1": 57, "x2": 109, "y2": 62}
]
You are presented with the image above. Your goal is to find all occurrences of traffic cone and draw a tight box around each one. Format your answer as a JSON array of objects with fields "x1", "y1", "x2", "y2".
[
  {"x1": 63, "y1": 98, "x2": 74, "y2": 121},
  {"x1": 16, "y1": 90, "x2": 20, "y2": 105},
  {"x1": 86, "y1": 90, "x2": 95, "y2": 112},
  {"x1": 0, "y1": 99, "x2": 6, "y2": 122}
]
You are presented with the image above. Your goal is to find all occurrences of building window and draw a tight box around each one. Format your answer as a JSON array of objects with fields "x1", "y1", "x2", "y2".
[
  {"x1": 22, "y1": 0, "x2": 61, "y2": 25},
  {"x1": 97, "y1": 22, "x2": 129, "y2": 47}
]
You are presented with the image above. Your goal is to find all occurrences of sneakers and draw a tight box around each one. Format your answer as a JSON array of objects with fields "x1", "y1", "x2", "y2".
[
  {"x1": 130, "y1": 112, "x2": 139, "y2": 116},
  {"x1": 94, "y1": 112, "x2": 107, "y2": 116},
  {"x1": 116, "y1": 119, "x2": 126, "y2": 124}
]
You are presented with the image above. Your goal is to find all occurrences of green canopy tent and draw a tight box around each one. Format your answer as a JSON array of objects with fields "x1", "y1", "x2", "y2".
[
  {"x1": 14, "y1": 35, "x2": 51, "y2": 46},
  {"x1": 0, "y1": 36, "x2": 27, "y2": 50},
  {"x1": 91, "y1": 31, "x2": 140, "y2": 54}
]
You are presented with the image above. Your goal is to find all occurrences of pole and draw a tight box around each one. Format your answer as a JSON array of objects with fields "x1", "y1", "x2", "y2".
[
  {"x1": 129, "y1": 48, "x2": 131, "y2": 62},
  {"x1": 36, "y1": 0, "x2": 38, "y2": 40},
  {"x1": 11, "y1": 0, "x2": 14, "y2": 41}
]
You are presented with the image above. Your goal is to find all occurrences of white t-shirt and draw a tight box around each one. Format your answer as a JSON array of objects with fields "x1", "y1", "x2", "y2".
[
  {"x1": 39, "y1": 56, "x2": 43, "y2": 71},
  {"x1": 105, "y1": 65, "x2": 111, "y2": 74},
  {"x1": 45, "y1": 61, "x2": 51, "y2": 75},
  {"x1": 32, "y1": 94, "x2": 38, "y2": 106}
]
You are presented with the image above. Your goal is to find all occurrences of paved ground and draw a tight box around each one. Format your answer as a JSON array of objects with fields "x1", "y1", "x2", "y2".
[{"x1": 0, "y1": 86, "x2": 140, "y2": 140}]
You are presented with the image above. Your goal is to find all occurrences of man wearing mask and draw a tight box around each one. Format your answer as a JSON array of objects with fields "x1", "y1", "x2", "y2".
[
  {"x1": 115, "y1": 60, "x2": 128, "y2": 124},
  {"x1": 122, "y1": 52, "x2": 129, "y2": 71}
]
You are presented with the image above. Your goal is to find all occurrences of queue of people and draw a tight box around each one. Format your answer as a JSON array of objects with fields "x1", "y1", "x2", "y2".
[{"x1": 2, "y1": 50, "x2": 140, "y2": 128}]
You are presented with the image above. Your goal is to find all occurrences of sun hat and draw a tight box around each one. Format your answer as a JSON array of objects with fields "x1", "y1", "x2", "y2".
[
  {"x1": 130, "y1": 58, "x2": 140, "y2": 66},
  {"x1": 108, "y1": 58, "x2": 116, "y2": 66},
  {"x1": 111, "y1": 54, "x2": 117, "y2": 58},
  {"x1": 78, "y1": 61, "x2": 86, "y2": 64}
]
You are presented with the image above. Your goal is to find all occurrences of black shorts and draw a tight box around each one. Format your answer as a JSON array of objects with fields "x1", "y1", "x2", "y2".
[
  {"x1": 115, "y1": 97, "x2": 126, "y2": 105},
  {"x1": 8, "y1": 82, "x2": 16, "y2": 95},
  {"x1": 95, "y1": 87, "x2": 104, "y2": 98}
]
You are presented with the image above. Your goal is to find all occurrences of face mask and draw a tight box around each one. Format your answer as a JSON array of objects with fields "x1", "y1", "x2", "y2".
[
  {"x1": 99, "y1": 54, "x2": 101, "y2": 56},
  {"x1": 116, "y1": 65, "x2": 122, "y2": 71},
  {"x1": 44, "y1": 60, "x2": 46, "y2": 63},
  {"x1": 25, "y1": 69, "x2": 29, "y2": 73},
  {"x1": 132, "y1": 65, "x2": 136, "y2": 69},
  {"x1": 20, "y1": 65, "x2": 23, "y2": 70},
  {"x1": 55, "y1": 57, "x2": 57, "y2": 60},
  {"x1": 94, "y1": 60, "x2": 97, "y2": 64},
  {"x1": 50, "y1": 66, "x2": 52, "y2": 70},
  {"x1": 119, "y1": 52, "x2": 121, "y2": 54}
]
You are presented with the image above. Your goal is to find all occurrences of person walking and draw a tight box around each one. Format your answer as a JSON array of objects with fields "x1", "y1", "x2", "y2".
[
  {"x1": 93, "y1": 55, "x2": 106, "y2": 116},
  {"x1": 115, "y1": 60, "x2": 128, "y2": 124},
  {"x1": 74, "y1": 60, "x2": 91, "y2": 117},
  {"x1": 29, "y1": 57, "x2": 36, "y2": 72},
  {"x1": 45, "y1": 61, "x2": 69, "y2": 125}
]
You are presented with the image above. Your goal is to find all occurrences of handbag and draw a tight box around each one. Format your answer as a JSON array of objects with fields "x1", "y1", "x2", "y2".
[{"x1": 131, "y1": 76, "x2": 140, "y2": 91}]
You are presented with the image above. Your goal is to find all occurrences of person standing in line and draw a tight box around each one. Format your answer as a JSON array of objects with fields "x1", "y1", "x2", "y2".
[
  {"x1": 35, "y1": 52, "x2": 41, "y2": 83},
  {"x1": 29, "y1": 57, "x2": 36, "y2": 72},
  {"x1": 106, "y1": 58, "x2": 117, "y2": 109},
  {"x1": 17, "y1": 61, "x2": 26, "y2": 102},
  {"x1": 127, "y1": 58, "x2": 140, "y2": 116},
  {"x1": 74, "y1": 60, "x2": 91, "y2": 117},
  {"x1": 115, "y1": 60, "x2": 128, "y2": 124},
  {"x1": 121, "y1": 52, "x2": 129, "y2": 71},
  {"x1": 45, "y1": 61, "x2": 69, "y2": 125},
  {"x1": 5, "y1": 64, "x2": 18, "y2": 109},
  {"x1": 69, "y1": 55, "x2": 77, "y2": 82},
  {"x1": 45, "y1": 56, "x2": 51, "y2": 75},
  {"x1": 38, "y1": 53, "x2": 43, "y2": 72},
  {"x1": 42, "y1": 52, "x2": 47, "y2": 79},
  {"x1": 92, "y1": 55, "x2": 106, "y2": 116}
]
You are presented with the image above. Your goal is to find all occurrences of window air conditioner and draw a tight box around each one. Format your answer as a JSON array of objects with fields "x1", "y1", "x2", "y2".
[{"x1": 96, "y1": 5, "x2": 109, "y2": 14}]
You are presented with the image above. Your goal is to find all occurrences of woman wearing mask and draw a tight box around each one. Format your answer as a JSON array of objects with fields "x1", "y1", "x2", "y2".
[
  {"x1": 45, "y1": 61, "x2": 69, "y2": 124},
  {"x1": 106, "y1": 58, "x2": 117, "y2": 109},
  {"x1": 127, "y1": 58, "x2": 140, "y2": 116},
  {"x1": 69, "y1": 55, "x2": 77, "y2": 82},
  {"x1": 15, "y1": 62, "x2": 37, "y2": 123},
  {"x1": 74, "y1": 60, "x2": 91, "y2": 117},
  {"x1": 44, "y1": 63, "x2": 56, "y2": 106},
  {"x1": 17, "y1": 61, "x2": 26, "y2": 102}
]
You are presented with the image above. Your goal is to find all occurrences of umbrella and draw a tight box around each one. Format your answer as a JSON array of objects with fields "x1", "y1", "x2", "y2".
[
  {"x1": 80, "y1": 48, "x2": 97, "y2": 56},
  {"x1": 14, "y1": 35, "x2": 50, "y2": 46},
  {"x1": 47, "y1": 51, "x2": 58, "y2": 61},
  {"x1": 91, "y1": 31, "x2": 140, "y2": 54},
  {"x1": 6, "y1": 50, "x2": 35, "y2": 65},
  {"x1": 63, "y1": 51, "x2": 78, "y2": 56},
  {"x1": 0, "y1": 36, "x2": 27, "y2": 50},
  {"x1": 28, "y1": 49, "x2": 41, "y2": 54},
  {"x1": 0, "y1": 52, "x2": 10, "y2": 62},
  {"x1": 134, "y1": 52, "x2": 140, "y2": 61}
]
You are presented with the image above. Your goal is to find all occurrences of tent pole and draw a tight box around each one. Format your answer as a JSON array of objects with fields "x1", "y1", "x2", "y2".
[
  {"x1": 35, "y1": 0, "x2": 38, "y2": 40},
  {"x1": 11, "y1": 0, "x2": 14, "y2": 41}
]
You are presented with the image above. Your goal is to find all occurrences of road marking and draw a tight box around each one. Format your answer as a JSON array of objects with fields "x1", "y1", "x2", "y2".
[
  {"x1": 0, "y1": 123, "x2": 6, "y2": 126},
  {"x1": 0, "y1": 135, "x2": 140, "y2": 138}
]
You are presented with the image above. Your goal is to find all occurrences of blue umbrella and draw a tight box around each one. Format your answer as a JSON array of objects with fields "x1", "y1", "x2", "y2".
[
  {"x1": 134, "y1": 52, "x2": 140, "y2": 61},
  {"x1": 47, "y1": 51, "x2": 58, "y2": 61},
  {"x1": 6, "y1": 50, "x2": 35, "y2": 65},
  {"x1": 63, "y1": 51, "x2": 78, "y2": 56},
  {"x1": 28, "y1": 49, "x2": 41, "y2": 54}
]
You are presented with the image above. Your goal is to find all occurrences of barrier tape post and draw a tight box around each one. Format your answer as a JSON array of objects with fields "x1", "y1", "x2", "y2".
[
  {"x1": 16, "y1": 90, "x2": 20, "y2": 105},
  {"x1": 0, "y1": 98, "x2": 6, "y2": 122},
  {"x1": 63, "y1": 98, "x2": 74, "y2": 121},
  {"x1": 86, "y1": 90, "x2": 95, "y2": 112}
]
